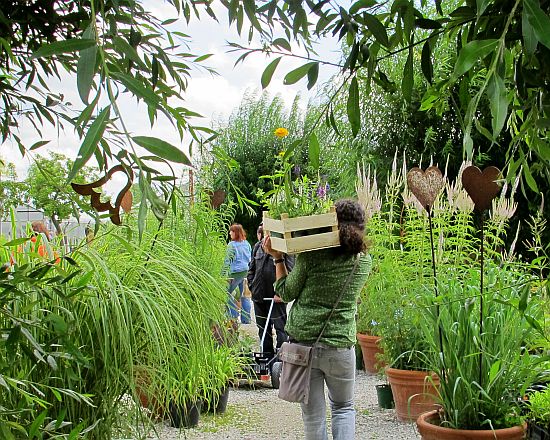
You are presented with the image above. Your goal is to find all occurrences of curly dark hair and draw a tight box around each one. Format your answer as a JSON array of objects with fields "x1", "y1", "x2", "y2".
[{"x1": 335, "y1": 199, "x2": 367, "y2": 255}]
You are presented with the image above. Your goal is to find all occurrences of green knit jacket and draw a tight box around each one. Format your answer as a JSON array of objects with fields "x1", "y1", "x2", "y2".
[{"x1": 274, "y1": 248, "x2": 372, "y2": 348}]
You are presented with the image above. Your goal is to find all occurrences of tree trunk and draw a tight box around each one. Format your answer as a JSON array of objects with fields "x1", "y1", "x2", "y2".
[
  {"x1": 51, "y1": 214, "x2": 69, "y2": 249},
  {"x1": 51, "y1": 214, "x2": 62, "y2": 236}
]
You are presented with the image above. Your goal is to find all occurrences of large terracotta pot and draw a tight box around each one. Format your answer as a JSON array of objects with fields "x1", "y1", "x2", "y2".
[
  {"x1": 385, "y1": 367, "x2": 439, "y2": 422},
  {"x1": 356, "y1": 333, "x2": 384, "y2": 374},
  {"x1": 134, "y1": 368, "x2": 165, "y2": 420},
  {"x1": 417, "y1": 410, "x2": 527, "y2": 440}
]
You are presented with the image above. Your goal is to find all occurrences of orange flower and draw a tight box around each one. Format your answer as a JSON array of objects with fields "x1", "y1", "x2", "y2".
[{"x1": 274, "y1": 127, "x2": 289, "y2": 138}]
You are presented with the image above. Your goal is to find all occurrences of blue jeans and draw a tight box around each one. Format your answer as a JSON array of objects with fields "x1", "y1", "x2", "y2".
[
  {"x1": 227, "y1": 275, "x2": 251, "y2": 324},
  {"x1": 301, "y1": 345, "x2": 356, "y2": 440}
]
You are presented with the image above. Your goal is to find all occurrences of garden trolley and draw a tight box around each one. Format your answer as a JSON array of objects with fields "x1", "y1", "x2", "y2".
[{"x1": 244, "y1": 297, "x2": 283, "y2": 389}]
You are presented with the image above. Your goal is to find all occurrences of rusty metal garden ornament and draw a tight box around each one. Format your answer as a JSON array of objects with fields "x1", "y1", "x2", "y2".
[
  {"x1": 407, "y1": 166, "x2": 445, "y2": 211},
  {"x1": 461, "y1": 164, "x2": 502, "y2": 387},
  {"x1": 208, "y1": 189, "x2": 226, "y2": 209},
  {"x1": 406, "y1": 165, "x2": 446, "y2": 380},
  {"x1": 461, "y1": 166, "x2": 501, "y2": 211},
  {"x1": 71, "y1": 165, "x2": 134, "y2": 225}
]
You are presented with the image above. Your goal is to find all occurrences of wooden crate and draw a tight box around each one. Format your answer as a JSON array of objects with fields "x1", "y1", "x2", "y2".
[{"x1": 263, "y1": 207, "x2": 340, "y2": 254}]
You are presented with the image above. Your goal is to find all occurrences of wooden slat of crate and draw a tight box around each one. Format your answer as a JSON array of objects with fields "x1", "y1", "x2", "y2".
[
  {"x1": 269, "y1": 231, "x2": 340, "y2": 254},
  {"x1": 281, "y1": 211, "x2": 337, "y2": 231},
  {"x1": 263, "y1": 210, "x2": 337, "y2": 233},
  {"x1": 263, "y1": 209, "x2": 340, "y2": 254}
]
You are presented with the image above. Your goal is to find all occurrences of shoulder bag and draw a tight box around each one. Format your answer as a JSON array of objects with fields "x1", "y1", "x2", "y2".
[{"x1": 277, "y1": 255, "x2": 360, "y2": 404}]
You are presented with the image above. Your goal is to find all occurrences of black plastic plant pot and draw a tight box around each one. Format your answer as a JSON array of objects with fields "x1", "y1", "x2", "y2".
[
  {"x1": 169, "y1": 400, "x2": 202, "y2": 428},
  {"x1": 529, "y1": 423, "x2": 550, "y2": 440},
  {"x1": 355, "y1": 344, "x2": 364, "y2": 371},
  {"x1": 211, "y1": 387, "x2": 230, "y2": 415},
  {"x1": 375, "y1": 384, "x2": 394, "y2": 409}
]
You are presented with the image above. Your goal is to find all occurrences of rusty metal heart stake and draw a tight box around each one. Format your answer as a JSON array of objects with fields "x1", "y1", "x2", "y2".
[
  {"x1": 461, "y1": 166, "x2": 501, "y2": 211},
  {"x1": 209, "y1": 189, "x2": 226, "y2": 209},
  {"x1": 407, "y1": 166, "x2": 445, "y2": 211}
]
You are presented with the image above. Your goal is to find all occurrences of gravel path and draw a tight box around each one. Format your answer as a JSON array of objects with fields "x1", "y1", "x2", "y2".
[
  {"x1": 143, "y1": 323, "x2": 421, "y2": 440},
  {"x1": 144, "y1": 370, "x2": 420, "y2": 439}
]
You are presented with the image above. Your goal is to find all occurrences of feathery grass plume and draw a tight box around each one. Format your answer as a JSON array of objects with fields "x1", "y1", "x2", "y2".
[{"x1": 355, "y1": 162, "x2": 381, "y2": 221}]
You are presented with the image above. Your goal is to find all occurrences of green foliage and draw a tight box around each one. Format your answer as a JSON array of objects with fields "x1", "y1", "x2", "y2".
[
  {"x1": 1, "y1": 193, "x2": 242, "y2": 439},
  {"x1": 25, "y1": 153, "x2": 97, "y2": 233},
  {"x1": 419, "y1": 265, "x2": 543, "y2": 430},
  {"x1": 357, "y1": 155, "x2": 548, "y2": 429},
  {"x1": 207, "y1": 91, "x2": 307, "y2": 232},
  {"x1": 358, "y1": 155, "x2": 532, "y2": 373},
  {"x1": 229, "y1": 0, "x2": 550, "y2": 193},
  {"x1": 0, "y1": 240, "x2": 95, "y2": 438},
  {"x1": 0, "y1": 0, "x2": 218, "y2": 229},
  {"x1": 527, "y1": 387, "x2": 550, "y2": 426},
  {"x1": 0, "y1": 159, "x2": 25, "y2": 220},
  {"x1": 258, "y1": 150, "x2": 332, "y2": 219}
]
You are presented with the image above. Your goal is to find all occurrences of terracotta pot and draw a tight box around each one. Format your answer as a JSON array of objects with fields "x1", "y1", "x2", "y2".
[
  {"x1": 417, "y1": 410, "x2": 527, "y2": 440},
  {"x1": 134, "y1": 368, "x2": 165, "y2": 420},
  {"x1": 385, "y1": 367, "x2": 439, "y2": 422},
  {"x1": 357, "y1": 333, "x2": 384, "y2": 374}
]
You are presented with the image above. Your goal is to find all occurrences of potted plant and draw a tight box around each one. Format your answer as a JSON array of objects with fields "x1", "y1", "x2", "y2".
[
  {"x1": 356, "y1": 255, "x2": 386, "y2": 374},
  {"x1": 258, "y1": 130, "x2": 338, "y2": 254},
  {"x1": 202, "y1": 345, "x2": 242, "y2": 415},
  {"x1": 375, "y1": 382, "x2": 395, "y2": 410},
  {"x1": 380, "y1": 284, "x2": 439, "y2": 422},
  {"x1": 356, "y1": 257, "x2": 388, "y2": 375},
  {"x1": 357, "y1": 162, "x2": 441, "y2": 421},
  {"x1": 526, "y1": 386, "x2": 550, "y2": 440},
  {"x1": 416, "y1": 265, "x2": 542, "y2": 439},
  {"x1": 362, "y1": 250, "x2": 439, "y2": 421}
]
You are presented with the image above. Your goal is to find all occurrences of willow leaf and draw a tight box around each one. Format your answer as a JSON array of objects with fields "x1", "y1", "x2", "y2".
[
  {"x1": 453, "y1": 39, "x2": 498, "y2": 78},
  {"x1": 133, "y1": 136, "x2": 191, "y2": 165},
  {"x1": 261, "y1": 56, "x2": 282, "y2": 89},
  {"x1": 31, "y1": 39, "x2": 96, "y2": 59},
  {"x1": 524, "y1": 0, "x2": 550, "y2": 49},
  {"x1": 68, "y1": 106, "x2": 110, "y2": 182},
  {"x1": 347, "y1": 76, "x2": 361, "y2": 137}
]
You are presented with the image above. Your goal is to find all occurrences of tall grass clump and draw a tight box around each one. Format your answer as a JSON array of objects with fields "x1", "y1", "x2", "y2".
[{"x1": 1, "y1": 194, "x2": 242, "y2": 438}]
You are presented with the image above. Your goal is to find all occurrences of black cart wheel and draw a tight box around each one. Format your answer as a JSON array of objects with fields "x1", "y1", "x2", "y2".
[{"x1": 271, "y1": 361, "x2": 282, "y2": 389}]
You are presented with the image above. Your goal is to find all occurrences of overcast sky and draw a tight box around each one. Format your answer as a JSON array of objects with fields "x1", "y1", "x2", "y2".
[{"x1": 3, "y1": 1, "x2": 343, "y2": 181}]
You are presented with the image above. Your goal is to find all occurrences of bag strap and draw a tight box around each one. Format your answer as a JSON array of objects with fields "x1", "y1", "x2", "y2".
[{"x1": 314, "y1": 254, "x2": 361, "y2": 345}]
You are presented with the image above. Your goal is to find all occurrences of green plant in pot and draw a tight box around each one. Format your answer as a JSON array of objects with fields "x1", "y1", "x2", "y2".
[
  {"x1": 356, "y1": 255, "x2": 391, "y2": 374},
  {"x1": 416, "y1": 265, "x2": 544, "y2": 439},
  {"x1": 360, "y1": 249, "x2": 440, "y2": 421},
  {"x1": 257, "y1": 133, "x2": 333, "y2": 220},
  {"x1": 526, "y1": 386, "x2": 550, "y2": 440},
  {"x1": 202, "y1": 344, "x2": 243, "y2": 414},
  {"x1": 358, "y1": 161, "x2": 442, "y2": 421}
]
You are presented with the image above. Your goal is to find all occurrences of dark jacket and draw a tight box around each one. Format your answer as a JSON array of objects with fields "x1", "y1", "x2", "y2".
[{"x1": 247, "y1": 240, "x2": 294, "y2": 302}]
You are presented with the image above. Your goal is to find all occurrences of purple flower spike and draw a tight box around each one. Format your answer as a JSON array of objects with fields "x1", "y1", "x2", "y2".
[
  {"x1": 316, "y1": 185, "x2": 326, "y2": 198},
  {"x1": 325, "y1": 182, "x2": 330, "y2": 192},
  {"x1": 293, "y1": 165, "x2": 301, "y2": 176}
]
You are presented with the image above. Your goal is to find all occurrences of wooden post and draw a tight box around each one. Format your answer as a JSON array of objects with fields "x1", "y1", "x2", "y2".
[{"x1": 189, "y1": 169, "x2": 194, "y2": 207}]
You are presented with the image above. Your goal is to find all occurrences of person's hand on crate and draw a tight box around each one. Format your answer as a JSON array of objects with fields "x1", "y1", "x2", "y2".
[{"x1": 262, "y1": 236, "x2": 283, "y2": 259}]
